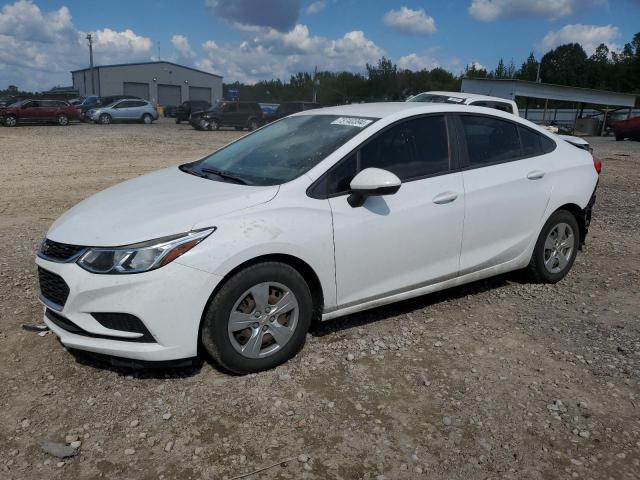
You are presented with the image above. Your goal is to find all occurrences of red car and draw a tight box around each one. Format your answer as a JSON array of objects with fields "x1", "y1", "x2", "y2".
[
  {"x1": 0, "y1": 99, "x2": 79, "y2": 127},
  {"x1": 613, "y1": 115, "x2": 640, "y2": 141}
]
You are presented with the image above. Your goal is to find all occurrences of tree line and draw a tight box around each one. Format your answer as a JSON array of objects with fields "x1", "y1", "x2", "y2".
[{"x1": 225, "y1": 31, "x2": 639, "y2": 106}]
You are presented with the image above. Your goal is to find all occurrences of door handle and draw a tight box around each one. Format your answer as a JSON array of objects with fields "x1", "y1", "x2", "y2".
[
  {"x1": 527, "y1": 170, "x2": 545, "y2": 180},
  {"x1": 432, "y1": 191, "x2": 458, "y2": 205}
]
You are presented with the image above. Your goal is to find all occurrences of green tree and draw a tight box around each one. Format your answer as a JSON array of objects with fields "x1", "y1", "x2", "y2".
[{"x1": 540, "y1": 43, "x2": 588, "y2": 86}]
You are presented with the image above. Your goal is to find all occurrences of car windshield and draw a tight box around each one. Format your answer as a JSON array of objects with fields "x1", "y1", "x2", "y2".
[
  {"x1": 408, "y1": 93, "x2": 465, "y2": 104},
  {"x1": 181, "y1": 114, "x2": 377, "y2": 186}
]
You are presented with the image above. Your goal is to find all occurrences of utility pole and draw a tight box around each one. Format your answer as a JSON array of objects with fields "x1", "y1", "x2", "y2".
[
  {"x1": 157, "y1": 41, "x2": 161, "y2": 61},
  {"x1": 312, "y1": 66, "x2": 319, "y2": 103},
  {"x1": 86, "y1": 33, "x2": 95, "y2": 94},
  {"x1": 535, "y1": 59, "x2": 541, "y2": 83}
]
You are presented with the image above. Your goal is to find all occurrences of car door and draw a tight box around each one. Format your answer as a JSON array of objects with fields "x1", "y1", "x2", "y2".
[
  {"x1": 454, "y1": 114, "x2": 555, "y2": 274},
  {"x1": 222, "y1": 102, "x2": 238, "y2": 126},
  {"x1": 113, "y1": 101, "x2": 133, "y2": 120},
  {"x1": 327, "y1": 114, "x2": 465, "y2": 307},
  {"x1": 19, "y1": 100, "x2": 40, "y2": 122}
]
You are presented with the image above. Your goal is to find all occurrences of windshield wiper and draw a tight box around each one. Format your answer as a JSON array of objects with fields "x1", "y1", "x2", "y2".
[{"x1": 201, "y1": 167, "x2": 249, "y2": 185}]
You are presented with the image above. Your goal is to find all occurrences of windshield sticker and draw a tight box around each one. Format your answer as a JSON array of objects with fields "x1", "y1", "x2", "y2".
[
  {"x1": 331, "y1": 117, "x2": 373, "y2": 128},
  {"x1": 447, "y1": 97, "x2": 464, "y2": 103}
]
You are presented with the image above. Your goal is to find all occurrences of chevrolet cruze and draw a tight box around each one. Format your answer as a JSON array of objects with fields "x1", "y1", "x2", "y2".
[{"x1": 36, "y1": 103, "x2": 599, "y2": 373}]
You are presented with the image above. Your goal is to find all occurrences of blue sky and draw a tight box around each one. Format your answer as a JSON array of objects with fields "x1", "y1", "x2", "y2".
[{"x1": 1, "y1": 0, "x2": 639, "y2": 90}]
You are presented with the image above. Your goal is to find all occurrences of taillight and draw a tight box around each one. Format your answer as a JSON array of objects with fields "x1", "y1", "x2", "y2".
[{"x1": 593, "y1": 156, "x2": 602, "y2": 174}]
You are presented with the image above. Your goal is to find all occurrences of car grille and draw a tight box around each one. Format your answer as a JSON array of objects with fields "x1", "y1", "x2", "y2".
[
  {"x1": 38, "y1": 267, "x2": 70, "y2": 309},
  {"x1": 39, "y1": 239, "x2": 85, "y2": 262}
]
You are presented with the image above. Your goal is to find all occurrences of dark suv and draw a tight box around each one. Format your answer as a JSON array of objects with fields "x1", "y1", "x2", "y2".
[
  {"x1": 175, "y1": 100, "x2": 211, "y2": 124},
  {"x1": 189, "y1": 101, "x2": 263, "y2": 131},
  {"x1": 263, "y1": 101, "x2": 321, "y2": 122},
  {"x1": 1, "y1": 99, "x2": 79, "y2": 126}
]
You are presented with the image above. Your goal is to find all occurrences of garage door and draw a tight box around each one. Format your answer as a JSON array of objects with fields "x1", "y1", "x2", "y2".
[
  {"x1": 158, "y1": 84, "x2": 181, "y2": 107},
  {"x1": 189, "y1": 86, "x2": 211, "y2": 102},
  {"x1": 123, "y1": 82, "x2": 150, "y2": 100}
]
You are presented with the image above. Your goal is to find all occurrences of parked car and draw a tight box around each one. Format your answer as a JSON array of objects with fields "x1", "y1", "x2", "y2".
[
  {"x1": 86, "y1": 99, "x2": 159, "y2": 125},
  {"x1": 36, "y1": 103, "x2": 599, "y2": 373},
  {"x1": 0, "y1": 95, "x2": 20, "y2": 107},
  {"x1": 1, "y1": 99, "x2": 78, "y2": 126},
  {"x1": 76, "y1": 95, "x2": 142, "y2": 121},
  {"x1": 175, "y1": 100, "x2": 211, "y2": 123},
  {"x1": 612, "y1": 115, "x2": 640, "y2": 141},
  {"x1": 263, "y1": 101, "x2": 321, "y2": 122},
  {"x1": 189, "y1": 101, "x2": 263, "y2": 131}
]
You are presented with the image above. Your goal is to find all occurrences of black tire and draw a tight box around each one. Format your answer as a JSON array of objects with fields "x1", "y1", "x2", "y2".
[
  {"x1": 526, "y1": 209, "x2": 580, "y2": 284},
  {"x1": 248, "y1": 118, "x2": 259, "y2": 131},
  {"x1": 209, "y1": 118, "x2": 220, "y2": 131},
  {"x1": 176, "y1": 118, "x2": 181, "y2": 124},
  {"x1": 57, "y1": 114, "x2": 69, "y2": 126},
  {"x1": 4, "y1": 115, "x2": 17, "y2": 127},
  {"x1": 235, "y1": 126, "x2": 243, "y2": 131},
  {"x1": 615, "y1": 135, "x2": 623, "y2": 141},
  {"x1": 99, "y1": 114, "x2": 111, "y2": 125},
  {"x1": 141, "y1": 113, "x2": 152, "y2": 124},
  {"x1": 201, "y1": 262, "x2": 312, "y2": 374}
]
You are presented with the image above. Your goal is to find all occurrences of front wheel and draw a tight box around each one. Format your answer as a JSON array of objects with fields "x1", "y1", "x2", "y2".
[
  {"x1": 201, "y1": 262, "x2": 312, "y2": 374},
  {"x1": 615, "y1": 134, "x2": 624, "y2": 141},
  {"x1": 99, "y1": 114, "x2": 111, "y2": 125},
  {"x1": 248, "y1": 119, "x2": 259, "y2": 131},
  {"x1": 4, "y1": 115, "x2": 17, "y2": 127},
  {"x1": 526, "y1": 210, "x2": 580, "y2": 284},
  {"x1": 57, "y1": 114, "x2": 69, "y2": 126},
  {"x1": 208, "y1": 118, "x2": 220, "y2": 131}
]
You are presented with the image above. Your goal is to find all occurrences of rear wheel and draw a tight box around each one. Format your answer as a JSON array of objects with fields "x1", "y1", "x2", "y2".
[
  {"x1": 99, "y1": 114, "x2": 111, "y2": 125},
  {"x1": 4, "y1": 115, "x2": 17, "y2": 127},
  {"x1": 175, "y1": 119, "x2": 181, "y2": 124},
  {"x1": 57, "y1": 114, "x2": 69, "y2": 126},
  {"x1": 615, "y1": 134, "x2": 624, "y2": 141},
  {"x1": 141, "y1": 113, "x2": 152, "y2": 124},
  {"x1": 201, "y1": 262, "x2": 312, "y2": 374},
  {"x1": 235, "y1": 126, "x2": 243, "y2": 131},
  {"x1": 526, "y1": 210, "x2": 579, "y2": 284},
  {"x1": 248, "y1": 118, "x2": 259, "y2": 131},
  {"x1": 209, "y1": 118, "x2": 220, "y2": 131}
]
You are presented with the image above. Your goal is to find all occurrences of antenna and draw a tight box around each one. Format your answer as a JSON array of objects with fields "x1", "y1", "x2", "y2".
[{"x1": 157, "y1": 41, "x2": 161, "y2": 61}]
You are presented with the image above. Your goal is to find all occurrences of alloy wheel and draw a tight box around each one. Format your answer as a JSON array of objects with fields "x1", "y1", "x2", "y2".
[
  {"x1": 57, "y1": 115, "x2": 68, "y2": 126},
  {"x1": 5, "y1": 116, "x2": 17, "y2": 127},
  {"x1": 227, "y1": 281, "x2": 299, "y2": 359},
  {"x1": 543, "y1": 222, "x2": 575, "y2": 274}
]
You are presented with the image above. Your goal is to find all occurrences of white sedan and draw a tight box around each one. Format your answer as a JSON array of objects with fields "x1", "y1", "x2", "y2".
[{"x1": 36, "y1": 103, "x2": 599, "y2": 373}]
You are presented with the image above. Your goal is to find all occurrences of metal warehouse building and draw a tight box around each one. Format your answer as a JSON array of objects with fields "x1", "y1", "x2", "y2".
[{"x1": 71, "y1": 61, "x2": 223, "y2": 106}]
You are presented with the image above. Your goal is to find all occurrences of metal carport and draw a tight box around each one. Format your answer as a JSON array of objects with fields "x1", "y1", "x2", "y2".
[{"x1": 461, "y1": 78, "x2": 637, "y2": 135}]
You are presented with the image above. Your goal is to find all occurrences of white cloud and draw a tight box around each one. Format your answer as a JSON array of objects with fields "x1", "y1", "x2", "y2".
[
  {"x1": 305, "y1": 1, "x2": 326, "y2": 15},
  {"x1": 469, "y1": 0, "x2": 606, "y2": 21},
  {"x1": 398, "y1": 53, "x2": 440, "y2": 71},
  {"x1": 206, "y1": 0, "x2": 300, "y2": 32},
  {"x1": 383, "y1": 7, "x2": 436, "y2": 35},
  {"x1": 0, "y1": 0, "x2": 153, "y2": 90},
  {"x1": 540, "y1": 24, "x2": 620, "y2": 55},
  {"x1": 194, "y1": 25, "x2": 383, "y2": 83},
  {"x1": 171, "y1": 34, "x2": 195, "y2": 59}
]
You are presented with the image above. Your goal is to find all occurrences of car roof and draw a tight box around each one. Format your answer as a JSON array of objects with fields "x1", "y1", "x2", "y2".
[
  {"x1": 296, "y1": 102, "x2": 431, "y2": 119},
  {"x1": 417, "y1": 91, "x2": 515, "y2": 104}
]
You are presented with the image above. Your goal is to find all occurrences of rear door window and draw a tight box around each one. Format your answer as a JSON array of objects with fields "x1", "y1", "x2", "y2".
[{"x1": 459, "y1": 115, "x2": 521, "y2": 166}]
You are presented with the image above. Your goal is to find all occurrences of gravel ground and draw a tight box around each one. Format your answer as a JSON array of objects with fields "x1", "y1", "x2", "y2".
[{"x1": 0, "y1": 119, "x2": 639, "y2": 480}]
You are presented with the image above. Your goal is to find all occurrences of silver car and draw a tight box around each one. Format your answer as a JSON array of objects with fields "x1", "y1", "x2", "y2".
[{"x1": 87, "y1": 99, "x2": 159, "y2": 125}]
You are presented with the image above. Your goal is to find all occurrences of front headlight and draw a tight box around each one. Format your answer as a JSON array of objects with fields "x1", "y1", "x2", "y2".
[{"x1": 76, "y1": 227, "x2": 215, "y2": 274}]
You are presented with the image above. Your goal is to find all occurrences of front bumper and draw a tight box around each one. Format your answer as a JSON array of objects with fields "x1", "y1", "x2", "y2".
[{"x1": 36, "y1": 256, "x2": 222, "y2": 361}]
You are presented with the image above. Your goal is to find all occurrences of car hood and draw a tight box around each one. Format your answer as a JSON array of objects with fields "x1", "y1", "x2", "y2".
[{"x1": 47, "y1": 167, "x2": 279, "y2": 246}]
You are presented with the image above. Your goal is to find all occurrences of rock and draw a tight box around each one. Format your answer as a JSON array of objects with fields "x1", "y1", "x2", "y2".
[
  {"x1": 164, "y1": 441, "x2": 174, "y2": 452},
  {"x1": 70, "y1": 441, "x2": 82, "y2": 449},
  {"x1": 579, "y1": 431, "x2": 591, "y2": 439},
  {"x1": 56, "y1": 461, "x2": 65, "y2": 468},
  {"x1": 194, "y1": 447, "x2": 204, "y2": 456},
  {"x1": 130, "y1": 420, "x2": 140, "y2": 428},
  {"x1": 124, "y1": 448, "x2": 135, "y2": 455},
  {"x1": 346, "y1": 353, "x2": 355, "y2": 361},
  {"x1": 434, "y1": 341, "x2": 443, "y2": 347},
  {"x1": 41, "y1": 441, "x2": 78, "y2": 459},
  {"x1": 162, "y1": 413, "x2": 172, "y2": 420},
  {"x1": 443, "y1": 416, "x2": 452, "y2": 426},
  {"x1": 65, "y1": 434, "x2": 79, "y2": 443},
  {"x1": 298, "y1": 453, "x2": 310, "y2": 463}
]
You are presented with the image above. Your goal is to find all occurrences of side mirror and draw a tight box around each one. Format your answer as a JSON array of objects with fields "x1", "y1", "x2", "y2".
[{"x1": 348, "y1": 167, "x2": 401, "y2": 208}]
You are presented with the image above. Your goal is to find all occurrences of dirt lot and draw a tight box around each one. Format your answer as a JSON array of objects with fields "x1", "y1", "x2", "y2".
[{"x1": 0, "y1": 119, "x2": 639, "y2": 480}]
